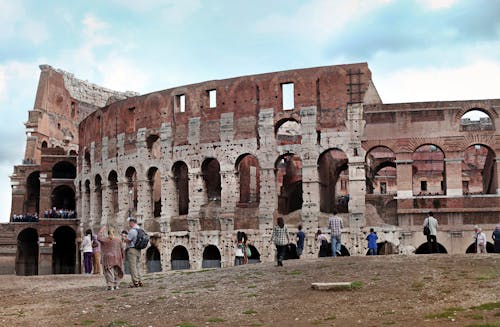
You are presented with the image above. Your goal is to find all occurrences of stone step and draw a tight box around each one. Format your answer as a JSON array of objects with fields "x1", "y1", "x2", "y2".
[{"x1": 311, "y1": 282, "x2": 354, "y2": 291}]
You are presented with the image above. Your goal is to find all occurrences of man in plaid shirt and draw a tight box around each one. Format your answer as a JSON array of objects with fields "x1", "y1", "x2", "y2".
[{"x1": 328, "y1": 210, "x2": 343, "y2": 257}]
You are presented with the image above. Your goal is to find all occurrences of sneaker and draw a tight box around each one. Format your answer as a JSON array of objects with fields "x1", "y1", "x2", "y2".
[
  {"x1": 113, "y1": 286, "x2": 119, "y2": 290},
  {"x1": 107, "y1": 286, "x2": 113, "y2": 291},
  {"x1": 336, "y1": 251, "x2": 341, "y2": 256}
]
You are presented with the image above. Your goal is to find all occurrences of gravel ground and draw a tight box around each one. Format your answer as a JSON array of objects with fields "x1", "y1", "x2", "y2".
[{"x1": 0, "y1": 254, "x2": 499, "y2": 327}]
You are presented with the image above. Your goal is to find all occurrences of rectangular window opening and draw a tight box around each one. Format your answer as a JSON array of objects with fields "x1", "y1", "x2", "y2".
[
  {"x1": 421, "y1": 180, "x2": 427, "y2": 192},
  {"x1": 282, "y1": 82, "x2": 294, "y2": 110},
  {"x1": 380, "y1": 182, "x2": 387, "y2": 194},
  {"x1": 177, "y1": 94, "x2": 186, "y2": 113},
  {"x1": 208, "y1": 89, "x2": 216, "y2": 108}
]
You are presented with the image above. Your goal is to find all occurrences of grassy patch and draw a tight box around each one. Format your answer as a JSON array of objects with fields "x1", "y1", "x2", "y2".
[
  {"x1": 383, "y1": 321, "x2": 396, "y2": 325},
  {"x1": 494, "y1": 312, "x2": 500, "y2": 317},
  {"x1": 207, "y1": 317, "x2": 225, "y2": 323},
  {"x1": 247, "y1": 285, "x2": 257, "y2": 289},
  {"x1": 80, "y1": 320, "x2": 95, "y2": 326},
  {"x1": 247, "y1": 293, "x2": 257, "y2": 298},
  {"x1": 351, "y1": 281, "x2": 363, "y2": 289},
  {"x1": 94, "y1": 304, "x2": 103, "y2": 309},
  {"x1": 464, "y1": 323, "x2": 500, "y2": 327},
  {"x1": 176, "y1": 323, "x2": 197, "y2": 327},
  {"x1": 425, "y1": 307, "x2": 464, "y2": 319},
  {"x1": 289, "y1": 270, "x2": 302, "y2": 275},
  {"x1": 106, "y1": 297, "x2": 116, "y2": 301},
  {"x1": 158, "y1": 296, "x2": 166, "y2": 300},
  {"x1": 107, "y1": 321, "x2": 136, "y2": 327},
  {"x1": 243, "y1": 309, "x2": 257, "y2": 315},
  {"x1": 158, "y1": 286, "x2": 166, "y2": 290},
  {"x1": 465, "y1": 314, "x2": 484, "y2": 320},
  {"x1": 324, "y1": 315, "x2": 336, "y2": 320},
  {"x1": 471, "y1": 302, "x2": 500, "y2": 311},
  {"x1": 311, "y1": 319, "x2": 322, "y2": 325},
  {"x1": 171, "y1": 290, "x2": 181, "y2": 294},
  {"x1": 184, "y1": 291, "x2": 196, "y2": 294},
  {"x1": 121, "y1": 293, "x2": 132, "y2": 297},
  {"x1": 411, "y1": 282, "x2": 424, "y2": 290}
]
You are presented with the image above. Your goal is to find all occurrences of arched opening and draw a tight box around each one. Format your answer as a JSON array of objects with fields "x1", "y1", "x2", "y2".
[
  {"x1": 465, "y1": 242, "x2": 495, "y2": 254},
  {"x1": 275, "y1": 153, "x2": 302, "y2": 214},
  {"x1": 412, "y1": 145, "x2": 445, "y2": 196},
  {"x1": 317, "y1": 243, "x2": 350, "y2": 257},
  {"x1": 415, "y1": 242, "x2": 448, "y2": 254},
  {"x1": 147, "y1": 167, "x2": 162, "y2": 218},
  {"x1": 460, "y1": 109, "x2": 493, "y2": 131},
  {"x1": 247, "y1": 245, "x2": 261, "y2": 264},
  {"x1": 171, "y1": 245, "x2": 190, "y2": 270},
  {"x1": 41, "y1": 141, "x2": 48, "y2": 148},
  {"x1": 84, "y1": 179, "x2": 91, "y2": 218},
  {"x1": 236, "y1": 154, "x2": 260, "y2": 206},
  {"x1": 284, "y1": 243, "x2": 298, "y2": 260},
  {"x1": 26, "y1": 171, "x2": 40, "y2": 215},
  {"x1": 16, "y1": 228, "x2": 38, "y2": 276},
  {"x1": 318, "y1": 149, "x2": 348, "y2": 213},
  {"x1": 365, "y1": 146, "x2": 396, "y2": 195},
  {"x1": 52, "y1": 226, "x2": 76, "y2": 274},
  {"x1": 146, "y1": 134, "x2": 161, "y2": 159},
  {"x1": 51, "y1": 185, "x2": 75, "y2": 211},
  {"x1": 69, "y1": 150, "x2": 77, "y2": 156},
  {"x1": 202, "y1": 158, "x2": 221, "y2": 202},
  {"x1": 94, "y1": 174, "x2": 102, "y2": 220},
  {"x1": 462, "y1": 145, "x2": 497, "y2": 195},
  {"x1": 202, "y1": 245, "x2": 221, "y2": 268},
  {"x1": 276, "y1": 119, "x2": 302, "y2": 145},
  {"x1": 173, "y1": 161, "x2": 189, "y2": 215},
  {"x1": 108, "y1": 171, "x2": 118, "y2": 214},
  {"x1": 52, "y1": 161, "x2": 76, "y2": 179},
  {"x1": 365, "y1": 242, "x2": 398, "y2": 255},
  {"x1": 125, "y1": 167, "x2": 138, "y2": 214},
  {"x1": 84, "y1": 150, "x2": 91, "y2": 170},
  {"x1": 146, "y1": 246, "x2": 162, "y2": 273}
]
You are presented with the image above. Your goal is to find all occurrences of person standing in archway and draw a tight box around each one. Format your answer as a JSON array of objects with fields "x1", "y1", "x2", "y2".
[
  {"x1": 81, "y1": 229, "x2": 93, "y2": 274},
  {"x1": 328, "y1": 210, "x2": 343, "y2": 257},
  {"x1": 423, "y1": 212, "x2": 438, "y2": 253}
]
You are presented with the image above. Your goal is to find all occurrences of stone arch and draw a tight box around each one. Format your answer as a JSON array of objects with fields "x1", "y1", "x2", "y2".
[
  {"x1": 202, "y1": 245, "x2": 221, "y2": 268},
  {"x1": 26, "y1": 171, "x2": 40, "y2": 215},
  {"x1": 365, "y1": 146, "x2": 396, "y2": 195},
  {"x1": 365, "y1": 241, "x2": 398, "y2": 255},
  {"x1": 460, "y1": 108, "x2": 494, "y2": 132},
  {"x1": 52, "y1": 226, "x2": 77, "y2": 274},
  {"x1": 146, "y1": 134, "x2": 161, "y2": 159},
  {"x1": 108, "y1": 171, "x2": 119, "y2": 214},
  {"x1": 16, "y1": 228, "x2": 38, "y2": 276},
  {"x1": 146, "y1": 246, "x2": 162, "y2": 273},
  {"x1": 125, "y1": 167, "x2": 138, "y2": 214},
  {"x1": 202, "y1": 158, "x2": 221, "y2": 203},
  {"x1": 318, "y1": 148, "x2": 348, "y2": 213},
  {"x1": 454, "y1": 104, "x2": 498, "y2": 121},
  {"x1": 51, "y1": 185, "x2": 76, "y2": 211},
  {"x1": 465, "y1": 242, "x2": 495, "y2": 253},
  {"x1": 415, "y1": 242, "x2": 448, "y2": 254},
  {"x1": 235, "y1": 153, "x2": 260, "y2": 206},
  {"x1": 247, "y1": 244, "x2": 261, "y2": 264},
  {"x1": 275, "y1": 153, "x2": 302, "y2": 214},
  {"x1": 52, "y1": 161, "x2": 76, "y2": 179},
  {"x1": 412, "y1": 144, "x2": 446, "y2": 196},
  {"x1": 317, "y1": 243, "x2": 351, "y2": 257},
  {"x1": 172, "y1": 161, "x2": 189, "y2": 215},
  {"x1": 41, "y1": 141, "x2": 48, "y2": 148},
  {"x1": 171, "y1": 245, "x2": 190, "y2": 270},
  {"x1": 462, "y1": 144, "x2": 497, "y2": 194},
  {"x1": 275, "y1": 118, "x2": 302, "y2": 145},
  {"x1": 147, "y1": 167, "x2": 162, "y2": 218}
]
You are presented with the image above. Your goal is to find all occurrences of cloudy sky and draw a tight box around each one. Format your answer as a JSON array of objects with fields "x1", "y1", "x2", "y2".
[{"x1": 0, "y1": 0, "x2": 499, "y2": 222}]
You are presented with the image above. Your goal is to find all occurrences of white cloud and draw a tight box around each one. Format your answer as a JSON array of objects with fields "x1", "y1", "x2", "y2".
[
  {"x1": 417, "y1": 0, "x2": 458, "y2": 10},
  {"x1": 113, "y1": 0, "x2": 202, "y2": 24},
  {"x1": 98, "y1": 57, "x2": 150, "y2": 92},
  {"x1": 377, "y1": 60, "x2": 500, "y2": 103},
  {"x1": 0, "y1": 1, "x2": 48, "y2": 44}
]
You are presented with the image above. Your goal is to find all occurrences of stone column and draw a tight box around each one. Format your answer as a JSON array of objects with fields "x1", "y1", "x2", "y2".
[
  {"x1": 81, "y1": 186, "x2": 90, "y2": 227},
  {"x1": 117, "y1": 180, "x2": 131, "y2": 228},
  {"x1": 160, "y1": 171, "x2": 176, "y2": 233},
  {"x1": 395, "y1": 154, "x2": 413, "y2": 198},
  {"x1": 445, "y1": 157, "x2": 463, "y2": 196},
  {"x1": 101, "y1": 180, "x2": 112, "y2": 226},
  {"x1": 220, "y1": 169, "x2": 238, "y2": 213},
  {"x1": 495, "y1": 158, "x2": 500, "y2": 194},
  {"x1": 137, "y1": 179, "x2": 152, "y2": 224}
]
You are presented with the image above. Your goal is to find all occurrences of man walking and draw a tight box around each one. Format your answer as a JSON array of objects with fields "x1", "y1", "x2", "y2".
[
  {"x1": 328, "y1": 210, "x2": 343, "y2": 257},
  {"x1": 423, "y1": 211, "x2": 438, "y2": 253},
  {"x1": 122, "y1": 217, "x2": 143, "y2": 287}
]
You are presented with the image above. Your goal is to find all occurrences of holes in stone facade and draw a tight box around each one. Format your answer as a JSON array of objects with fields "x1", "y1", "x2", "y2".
[
  {"x1": 41, "y1": 141, "x2": 48, "y2": 148},
  {"x1": 415, "y1": 242, "x2": 447, "y2": 254},
  {"x1": 281, "y1": 82, "x2": 294, "y2": 110},
  {"x1": 275, "y1": 153, "x2": 303, "y2": 215},
  {"x1": 173, "y1": 161, "x2": 189, "y2": 215},
  {"x1": 146, "y1": 134, "x2": 161, "y2": 159},
  {"x1": 318, "y1": 149, "x2": 348, "y2": 213},
  {"x1": 202, "y1": 158, "x2": 221, "y2": 203},
  {"x1": 16, "y1": 228, "x2": 38, "y2": 276}
]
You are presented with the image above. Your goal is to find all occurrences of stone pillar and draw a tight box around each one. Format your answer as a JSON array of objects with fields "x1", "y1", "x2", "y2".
[
  {"x1": 137, "y1": 179, "x2": 152, "y2": 224},
  {"x1": 445, "y1": 157, "x2": 463, "y2": 196},
  {"x1": 117, "y1": 180, "x2": 131, "y2": 227},
  {"x1": 101, "y1": 180, "x2": 112, "y2": 227},
  {"x1": 221, "y1": 169, "x2": 238, "y2": 212},
  {"x1": 160, "y1": 172, "x2": 175, "y2": 233},
  {"x1": 395, "y1": 153, "x2": 413, "y2": 198},
  {"x1": 81, "y1": 186, "x2": 90, "y2": 227},
  {"x1": 495, "y1": 158, "x2": 500, "y2": 194}
]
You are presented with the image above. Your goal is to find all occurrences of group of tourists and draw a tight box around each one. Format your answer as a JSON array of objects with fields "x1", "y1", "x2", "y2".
[
  {"x1": 81, "y1": 217, "x2": 147, "y2": 290},
  {"x1": 43, "y1": 208, "x2": 77, "y2": 219},
  {"x1": 12, "y1": 213, "x2": 39, "y2": 222}
]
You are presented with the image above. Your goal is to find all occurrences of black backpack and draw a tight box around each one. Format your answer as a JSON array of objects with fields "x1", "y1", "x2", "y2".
[{"x1": 134, "y1": 228, "x2": 150, "y2": 250}]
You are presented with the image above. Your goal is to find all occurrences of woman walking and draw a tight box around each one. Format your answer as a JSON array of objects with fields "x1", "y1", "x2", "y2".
[
  {"x1": 97, "y1": 225, "x2": 124, "y2": 290},
  {"x1": 271, "y1": 217, "x2": 290, "y2": 266},
  {"x1": 81, "y1": 229, "x2": 93, "y2": 274}
]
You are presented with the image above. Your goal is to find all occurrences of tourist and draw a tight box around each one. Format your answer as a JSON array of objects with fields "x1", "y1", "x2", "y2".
[
  {"x1": 271, "y1": 217, "x2": 290, "y2": 267},
  {"x1": 328, "y1": 210, "x2": 343, "y2": 257},
  {"x1": 493, "y1": 225, "x2": 500, "y2": 253},
  {"x1": 366, "y1": 228, "x2": 378, "y2": 255},
  {"x1": 97, "y1": 225, "x2": 124, "y2": 290},
  {"x1": 122, "y1": 217, "x2": 143, "y2": 287},
  {"x1": 234, "y1": 231, "x2": 245, "y2": 266},
  {"x1": 423, "y1": 212, "x2": 438, "y2": 253},
  {"x1": 92, "y1": 234, "x2": 101, "y2": 275},
  {"x1": 81, "y1": 229, "x2": 93, "y2": 274},
  {"x1": 296, "y1": 225, "x2": 305, "y2": 258},
  {"x1": 316, "y1": 229, "x2": 329, "y2": 257},
  {"x1": 474, "y1": 226, "x2": 487, "y2": 254}
]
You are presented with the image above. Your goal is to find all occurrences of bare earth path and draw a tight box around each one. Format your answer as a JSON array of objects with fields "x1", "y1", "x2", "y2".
[{"x1": 0, "y1": 254, "x2": 499, "y2": 327}]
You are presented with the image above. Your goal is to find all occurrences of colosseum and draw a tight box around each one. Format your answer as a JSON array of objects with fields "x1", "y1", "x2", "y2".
[{"x1": 1, "y1": 62, "x2": 499, "y2": 275}]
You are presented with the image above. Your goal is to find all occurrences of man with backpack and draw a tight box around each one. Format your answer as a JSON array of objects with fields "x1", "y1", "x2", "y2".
[{"x1": 122, "y1": 217, "x2": 149, "y2": 287}]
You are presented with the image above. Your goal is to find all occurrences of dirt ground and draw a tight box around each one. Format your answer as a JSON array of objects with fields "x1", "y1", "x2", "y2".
[{"x1": 0, "y1": 254, "x2": 499, "y2": 327}]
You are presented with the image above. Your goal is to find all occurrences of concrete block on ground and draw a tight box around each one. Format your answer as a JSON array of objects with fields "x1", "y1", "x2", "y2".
[{"x1": 311, "y1": 282, "x2": 353, "y2": 291}]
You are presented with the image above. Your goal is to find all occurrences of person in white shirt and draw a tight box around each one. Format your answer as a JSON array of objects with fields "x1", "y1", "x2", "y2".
[
  {"x1": 474, "y1": 226, "x2": 487, "y2": 254},
  {"x1": 423, "y1": 212, "x2": 439, "y2": 253}
]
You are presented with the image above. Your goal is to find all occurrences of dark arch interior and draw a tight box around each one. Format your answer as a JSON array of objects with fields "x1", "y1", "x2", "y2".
[
  {"x1": 365, "y1": 242, "x2": 398, "y2": 255},
  {"x1": 171, "y1": 245, "x2": 190, "y2": 270},
  {"x1": 202, "y1": 158, "x2": 221, "y2": 202},
  {"x1": 465, "y1": 242, "x2": 495, "y2": 254},
  {"x1": 318, "y1": 149, "x2": 348, "y2": 213},
  {"x1": 173, "y1": 162, "x2": 189, "y2": 215},
  {"x1": 26, "y1": 171, "x2": 40, "y2": 214},
  {"x1": 202, "y1": 245, "x2": 221, "y2": 268},
  {"x1": 415, "y1": 242, "x2": 448, "y2": 254},
  {"x1": 52, "y1": 226, "x2": 76, "y2": 274},
  {"x1": 52, "y1": 161, "x2": 76, "y2": 179},
  {"x1": 146, "y1": 246, "x2": 162, "y2": 273},
  {"x1": 51, "y1": 185, "x2": 75, "y2": 210},
  {"x1": 317, "y1": 243, "x2": 351, "y2": 257},
  {"x1": 16, "y1": 228, "x2": 38, "y2": 276},
  {"x1": 247, "y1": 245, "x2": 261, "y2": 264}
]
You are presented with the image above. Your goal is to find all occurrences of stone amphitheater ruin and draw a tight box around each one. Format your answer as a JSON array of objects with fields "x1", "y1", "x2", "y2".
[{"x1": 2, "y1": 62, "x2": 499, "y2": 275}]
